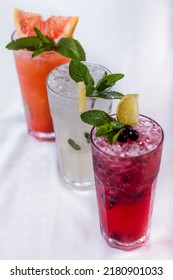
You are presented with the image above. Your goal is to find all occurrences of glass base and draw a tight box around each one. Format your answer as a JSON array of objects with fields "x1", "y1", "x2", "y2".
[
  {"x1": 28, "y1": 129, "x2": 55, "y2": 141},
  {"x1": 63, "y1": 176, "x2": 95, "y2": 191},
  {"x1": 101, "y1": 231, "x2": 149, "y2": 251}
]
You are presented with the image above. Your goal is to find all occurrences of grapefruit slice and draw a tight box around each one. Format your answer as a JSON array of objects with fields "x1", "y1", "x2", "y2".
[{"x1": 14, "y1": 8, "x2": 78, "y2": 41}]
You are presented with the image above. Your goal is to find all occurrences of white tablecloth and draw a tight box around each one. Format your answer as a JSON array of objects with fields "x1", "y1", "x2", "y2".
[{"x1": 0, "y1": 0, "x2": 173, "y2": 260}]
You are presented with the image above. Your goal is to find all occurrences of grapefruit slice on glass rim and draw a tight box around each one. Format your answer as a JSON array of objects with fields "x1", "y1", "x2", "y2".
[{"x1": 14, "y1": 8, "x2": 79, "y2": 41}]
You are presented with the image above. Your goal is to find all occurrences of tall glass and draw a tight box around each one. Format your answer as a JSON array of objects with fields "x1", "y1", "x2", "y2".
[
  {"x1": 46, "y1": 62, "x2": 112, "y2": 190},
  {"x1": 12, "y1": 32, "x2": 70, "y2": 141},
  {"x1": 90, "y1": 115, "x2": 164, "y2": 250}
]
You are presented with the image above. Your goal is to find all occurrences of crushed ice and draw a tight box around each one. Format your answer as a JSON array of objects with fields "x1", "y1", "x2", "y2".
[{"x1": 93, "y1": 116, "x2": 162, "y2": 157}]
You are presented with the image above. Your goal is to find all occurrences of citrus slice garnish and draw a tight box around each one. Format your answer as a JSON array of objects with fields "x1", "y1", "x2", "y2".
[
  {"x1": 77, "y1": 81, "x2": 86, "y2": 113},
  {"x1": 116, "y1": 94, "x2": 139, "y2": 126},
  {"x1": 14, "y1": 8, "x2": 78, "y2": 40}
]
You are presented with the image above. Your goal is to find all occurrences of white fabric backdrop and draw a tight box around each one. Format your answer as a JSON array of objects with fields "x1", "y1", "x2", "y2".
[{"x1": 0, "y1": 0, "x2": 173, "y2": 259}]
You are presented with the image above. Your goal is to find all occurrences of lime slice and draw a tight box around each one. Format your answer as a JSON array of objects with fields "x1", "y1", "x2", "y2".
[
  {"x1": 77, "y1": 81, "x2": 86, "y2": 112},
  {"x1": 116, "y1": 94, "x2": 139, "y2": 126}
]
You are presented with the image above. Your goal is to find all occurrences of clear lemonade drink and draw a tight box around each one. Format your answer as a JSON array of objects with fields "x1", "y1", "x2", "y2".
[
  {"x1": 46, "y1": 62, "x2": 112, "y2": 189},
  {"x1": 90, "y1": 115, "x2": 164, "y2": 250}
]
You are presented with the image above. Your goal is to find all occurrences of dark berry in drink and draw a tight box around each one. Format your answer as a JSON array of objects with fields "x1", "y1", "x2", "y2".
[
  {"x1": 118, "y1": 132, "x2": 128, "y2": 142},
  {"x1": 123, "y1": 125, "x2": 133, "y2": 136},
  {"x1": 128, "y1": 129, "x2": 139, "y2": 141}
]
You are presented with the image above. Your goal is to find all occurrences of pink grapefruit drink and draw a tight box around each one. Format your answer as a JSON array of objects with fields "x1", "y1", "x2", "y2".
[
  {"x1": 13, "y1": 46, "x2": 69, "y2": 140},
  {"x1": 10, "y1": 8, "x2": 78, "y2": 140},
  {"x1": 91, "y1": 115, "x2": 164, "y2": 250}
]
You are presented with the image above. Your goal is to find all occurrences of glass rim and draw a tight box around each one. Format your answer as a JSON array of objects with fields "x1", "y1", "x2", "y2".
[
  {"x1": 90, "y1": 114, "x2": 164, "y2": 159},
  {"x1": 46, "y1": 61, "x2": 112, "y2": 100}
]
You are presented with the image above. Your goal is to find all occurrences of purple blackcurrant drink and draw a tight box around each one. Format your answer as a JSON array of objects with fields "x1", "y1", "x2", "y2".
[{"x1": 90, "y1": 115, "x2": 164, "y2": 250}]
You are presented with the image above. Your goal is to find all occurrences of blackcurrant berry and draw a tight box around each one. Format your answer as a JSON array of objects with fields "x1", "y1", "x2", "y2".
[
  {"x1": 117, "y1": 133, "x2": 128, "y2": 143},
  {"x1": 123, "y1": 125, "x2": 133, "y2": 136},
  {"x1": 128, "y1": 129, "x2": 139, "y2": 141}
]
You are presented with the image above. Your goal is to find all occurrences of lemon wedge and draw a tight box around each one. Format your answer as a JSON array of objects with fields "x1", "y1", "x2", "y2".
[
  {"x1": 116, "y1": 94, "x2": 139, "y2": 126},
  {"x1": 77, "y1": 81, "x2": 86, "y2": 112}
]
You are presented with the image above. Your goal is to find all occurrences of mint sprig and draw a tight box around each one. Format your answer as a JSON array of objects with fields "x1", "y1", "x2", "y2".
[
  {"x1": 69, "y1": 60, "x2": 124, "y2": 99},
  {"x1": 6, "y1": 27, "x2": 86, "y2": 60},
  {"x1": 80, "y1": 110, "x2": 124, "y2": 144},
  {"x1": 6, "y1": 36, "x2": 42, "y2": 52}
]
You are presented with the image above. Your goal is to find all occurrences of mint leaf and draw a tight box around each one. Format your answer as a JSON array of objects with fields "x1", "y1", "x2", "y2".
[
  {"x1": 95, "y1": 120, "x2": 124, "y2": 139},
  {"x1": 80, "y1": 110, "x2": 114, "y2": 127},
  {"x1": 56, "y1": 38, "x2": 86, "y2": 61},
  {"x1": 32, "y1": 47, "x2": 52, "y2": 57},
  {"x1": 84, "y1": 132, "x2": 90, "y2": 143},
  {"x1": 34, "y1": 27, "x2": 55, "y2": 45},
  {"x1": 95, "y1": 123, "x2": 112, "y2": 136},
  {"x1": 96, "y1": 72, "x2": 124, "y2": 91},
  {"x1": 95, "y1": 71, "x2": 107, "y2": 90},
  {"x1": 6, "y1": 36, "x2": 42, "y2": 51},
  {"x1": 105, "y1": 131, "x2": 115, "y2": 145},
  {"x1": 110, "y1": 121, "x2": 124, "y2": 130},
  {"x1": 69, "y1": 60, "x2": 95, "y2": 96},
  {"x1": 112, "y1": 129, "x2": 123, "y2": 144},
  {"x1": 91, "y1": 90, "x2": 124, "y2": 99},
  {"x1": 95, "y1": 121, "x2": 124, "y2": 137},
  {"x1": 105, "y1": 129, "x2": 123, "y2": 144},
  {"x1": 68, "y1": 138, "x2": 81, "y2": 150}
]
